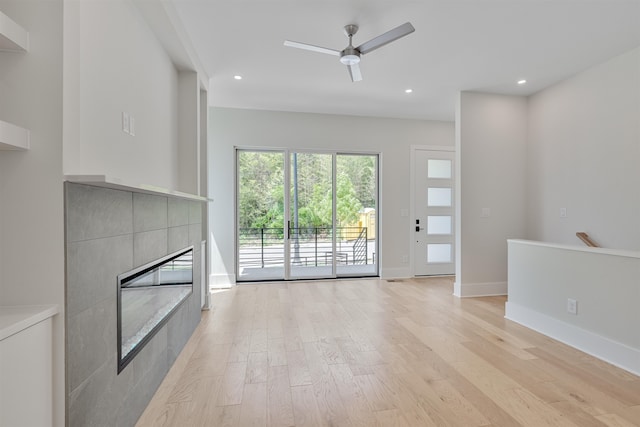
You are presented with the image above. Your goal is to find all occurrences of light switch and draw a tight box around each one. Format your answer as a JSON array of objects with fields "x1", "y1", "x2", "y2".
[
  {"x1": 481, "y1": 208, "x2": 490, "y2": 218},
  {"x1": 400, "y1": 209, "x2": 409, "y2": 217},
  {"x1": 122, "y1": 112, "x2": 130, "y2": 134},
  {"x1": 560, "y1": 208, "x2": 567, "y2": 218},
  {"x1": 129, "y1": 116, "x2": 135, "y2": 136}
]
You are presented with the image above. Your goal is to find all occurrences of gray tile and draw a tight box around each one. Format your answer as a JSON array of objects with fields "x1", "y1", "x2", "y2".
[
  {"x1": 66, "y1": 235, "x2": 133, "y2": 318},
  {"x1": 168, "y1": 198, "x2": 189, "y2": 227},
  {"x1": 191, "y1": 249, "x2": 202, "y2": 305},
  {"x1": 167, "y1": 225, "x2": 189, "y2": 253},
  {"x1": 67, "y1": 297, "x2": 117, "y2": 392},
  {"x1": 133, "y1": 229, "x2": 168, "y2": 267},
  {"x1": 166, "y1": 302, "x2": 198, "y2": 365},
  {"x1": 189, "y1": 223, "x2": 203, "y2": 247},
  {"x1": 68, "y1": 357, "x2": 134, "y2": 427},
  {"x1": 66, "y1": 183, "x2": 133, "y2": 242},
  {"x1": 133, "y1": 193, "x2": 167, "y2": 233},
  {"x1": 188, "y1": 201, "x2": 203, "y2": 224},
  {"x1": 131, "y1": 327, "x2": 168, "y2": 385},
  {"x1": 117, "y1": 351, "x2": 168, "y2": 427}
]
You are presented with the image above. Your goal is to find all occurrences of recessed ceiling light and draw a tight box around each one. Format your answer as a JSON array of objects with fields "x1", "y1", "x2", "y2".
[
  {"x1": 234, "y1": 75, "x2": 242, "y2": 80},
  {"x1": 517, "y1": 79, "x2": 527, "y2": 85},
  {"x1": 405, "y1": 89, "x2": 413, "y2": 93}
]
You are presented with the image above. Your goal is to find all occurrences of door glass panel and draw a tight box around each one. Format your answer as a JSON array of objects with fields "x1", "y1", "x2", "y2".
[
  {"x1": 427, "y1": 159, "x2": 452, "y2": 179},
  {"x1": 237, "y1": 151, "x2": 285, "y2": 281},
  {"x1": 427, "y1": 216, "x2": 452, "y2": 235},
  {"x1": 289, "y1": 152, "x2": 333, "y2": 279},
  {"x1": 427, "y1": 244, "x2": 452, "y2": 263},
  {"x1": 336, "y1": 154, "x2": 378, "y2": 277},
  {"x1": 427, "y1": 187, "x2": 452, "y2": 207}
]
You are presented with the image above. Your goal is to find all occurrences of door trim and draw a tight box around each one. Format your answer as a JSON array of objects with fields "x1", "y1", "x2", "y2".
[{"x1": 410, "y1": 145, "x2": 455, "y2": 277}]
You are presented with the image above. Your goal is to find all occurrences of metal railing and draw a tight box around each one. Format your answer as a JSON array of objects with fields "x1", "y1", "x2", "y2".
[
  {"x1": 352, "y1": 228, "x2": 367, "y2": 264},
  {"x1": 238, "y1": 226, "x2": 372, "y2": 269}
]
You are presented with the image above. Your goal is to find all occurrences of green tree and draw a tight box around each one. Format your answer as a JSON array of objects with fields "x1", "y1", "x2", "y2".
[
  {"x1": 336, "y1": 172, "x2": 362, "y2": 226},
  {"x1": 238, "y1": 152, "x2": 375, "y2": 233}
]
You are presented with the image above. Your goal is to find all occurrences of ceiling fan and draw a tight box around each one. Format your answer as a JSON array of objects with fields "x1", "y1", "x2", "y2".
[{"x1": 284, "y1": 22, "x2": 415, "y2": 82}]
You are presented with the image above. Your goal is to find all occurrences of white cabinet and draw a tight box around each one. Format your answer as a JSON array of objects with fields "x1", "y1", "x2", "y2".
[
  {"x1": 0, "y1": 305, "x2": 58, "y2": 427},
  {"x1": 0, "y1": 9, "x2": 30, "y2": 150}
]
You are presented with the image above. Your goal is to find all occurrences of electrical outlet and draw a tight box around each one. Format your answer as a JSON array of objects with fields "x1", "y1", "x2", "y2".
[
  {"x1": 481, "y1": 208, "x2": 490, "y2": 218},
  {"x1": 400, "y1": 209, "x2": 409, "y2": 217},
  {"x1": 567, "y1": 298, "x2": 577, "y2": 315}
]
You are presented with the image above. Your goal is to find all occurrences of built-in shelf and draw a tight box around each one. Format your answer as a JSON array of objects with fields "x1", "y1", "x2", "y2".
[
  {"x1": 64, "y1": 174, "x2": 211, "y2": 202},
  {"x1": 0, "y1": 119, "x2": 30, "y2": 150},
  {"x1": 0, "y1": 10, "x2": 29, "y2": 52},
  {"x1": 1, "y1": 12, "x2": 30, "y2": 150},
  {"x1": 0, "y1": 305, "x2": 58, "y2": 341}
]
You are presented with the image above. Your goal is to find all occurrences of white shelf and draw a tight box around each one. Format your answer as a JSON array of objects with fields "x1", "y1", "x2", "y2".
[
  {"x1": 0, "y1": 119, "x2": 30, "y2": 150},
  {"x1": 65, "y1": 174, "x2": 211, "y2": 202},
  {"x1": 0, "y1": 305, "x2": 58, "y2": 341},
  {"x1": 0, "y1": 10, "x2": 29, "y2": 52}
]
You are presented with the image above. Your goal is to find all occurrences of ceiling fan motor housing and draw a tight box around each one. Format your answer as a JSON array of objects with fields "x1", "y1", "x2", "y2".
[{"x1": 340, "y1": 46, "x2": 361, "y2": 65}]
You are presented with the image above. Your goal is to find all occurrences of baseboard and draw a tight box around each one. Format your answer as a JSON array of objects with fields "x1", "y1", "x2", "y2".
[
  {"x1": 453, "y1": 281, "x2": 507, "y2": 297},
  {"x1": 381, "y1": 267, "x2": 411, "y2": 279},
  {"x1": 505, "y1": 302, "x2": 640, "y2": 376},
  {"x1": 209, "y1": 273, "x2": 235, "y2": 288}
]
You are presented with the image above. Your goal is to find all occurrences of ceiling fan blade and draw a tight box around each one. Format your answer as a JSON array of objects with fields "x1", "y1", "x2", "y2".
[
  {"x1": 284, "y1": 40, "x2": 341, "y2": 56},
  {"x1": 348, "y1": 63, "x2": 362, "y2": 82},
  {"x1": 356, "y1": 22, "x2": 415, "y2": 55}
]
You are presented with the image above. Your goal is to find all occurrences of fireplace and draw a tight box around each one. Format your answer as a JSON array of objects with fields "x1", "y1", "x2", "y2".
[{"x1": 117, "y1": 246, "x2": 194, "y2": 372}]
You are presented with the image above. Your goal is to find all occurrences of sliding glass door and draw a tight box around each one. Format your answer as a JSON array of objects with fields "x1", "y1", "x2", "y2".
[
  {"x1": 237, "y1": 150, "x2": 286, "y2": 281},
  {"x1": 335, "y1": 154, "x2": 378, "y2": 276},
  {"x1": 288, "y1": 152, "x2": 334, "y2": 279},
  {"x1": 236, "y1": 149, "x2": 378, "y2": 281}
]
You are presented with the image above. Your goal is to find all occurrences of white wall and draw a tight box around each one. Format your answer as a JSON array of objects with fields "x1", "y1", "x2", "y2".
[
  {"x1": 527, "y1": 47, "x2": 640, "y2": 250},
  {"x1": 63, "y1": 0, "x2": 179, "y2": 189},
  {"x1": 208, "y1": 107, "x2": 454, "y2": 284},
  {"x1": 0, "y1": 1, "x2": 65, "y2": 425},
  {"x1": 455, "y1": 92, "x2": 528, "y2": 296},
  {"x1": 506, "y1": 240, "x2": 640, "y2": 375},
  {"x1": 177, "y1": 70, "x2": 199, "y2": 194}
]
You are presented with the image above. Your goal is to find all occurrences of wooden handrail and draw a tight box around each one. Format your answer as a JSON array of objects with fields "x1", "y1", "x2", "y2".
[{"x1": 576, "y1": 232, "x2": 599, "y2": 248}]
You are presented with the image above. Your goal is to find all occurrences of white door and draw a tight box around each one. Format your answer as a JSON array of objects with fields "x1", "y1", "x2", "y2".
[{"x1": 413, "y1": 149, "x2": 455, "y2": 276}]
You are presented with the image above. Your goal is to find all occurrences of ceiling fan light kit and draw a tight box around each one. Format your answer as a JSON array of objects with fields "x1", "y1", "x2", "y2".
[{"x1": 284, "y1": 21, "x2": 415, "y2": 82}]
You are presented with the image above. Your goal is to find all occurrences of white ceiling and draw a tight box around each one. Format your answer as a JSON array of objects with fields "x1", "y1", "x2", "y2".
[{"x1": 171, "y1": 0, "x2": 640, "y2": 121}]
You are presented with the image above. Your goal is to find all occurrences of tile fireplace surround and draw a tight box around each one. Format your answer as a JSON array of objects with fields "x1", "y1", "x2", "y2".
[{"x1": 64, "y1": 182, "x2": 204, "y2": 426}]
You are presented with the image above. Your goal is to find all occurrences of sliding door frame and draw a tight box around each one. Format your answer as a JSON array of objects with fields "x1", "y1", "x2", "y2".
[{"x1": 235, "y1": 147, "x2": 380, "y2": 282}]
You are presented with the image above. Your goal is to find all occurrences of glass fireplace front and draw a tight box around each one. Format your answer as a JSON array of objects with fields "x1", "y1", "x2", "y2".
[{"x1": 117, "y1": 246, "x2": 193, "y2": 373}]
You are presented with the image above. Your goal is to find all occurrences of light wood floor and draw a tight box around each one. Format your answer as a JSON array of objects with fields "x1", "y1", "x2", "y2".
[{"x1": 136, "y1": 277, "x2": 640, "y2": 427}]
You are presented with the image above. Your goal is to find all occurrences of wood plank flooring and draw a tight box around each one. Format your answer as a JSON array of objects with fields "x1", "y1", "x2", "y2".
[{"x1": 136, "y1": 277, "x2": 640, "y2": 427}]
